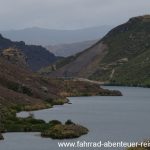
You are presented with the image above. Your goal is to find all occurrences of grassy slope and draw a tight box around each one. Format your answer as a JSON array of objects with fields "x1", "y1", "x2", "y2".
[
  {"x1": 111, "y1": 49, "x2": 150, "y2": 86},
  {"x1": 102, "y1": 16, "x2": 150, "y2": 62},
  {"x1": 90, "y1": 15, "x2": 150, "y2": 86}
]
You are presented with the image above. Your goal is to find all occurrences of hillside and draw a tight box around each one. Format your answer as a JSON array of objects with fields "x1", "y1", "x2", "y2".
[
  {"x1": 1, "y1": 26, "x2": 113, "y2": 46},
  {"x1": 47, "y1": 15, "x2": 150, "y2": 87},
  {"x1": 46, "y1": 40, "x2": 97, "y2": 57},
  {"x1": 91, "y1": 15, "x2": 150, "y2": 86},
  {"x1": 0, "y1": 58, "x2": 121, "y2": 107},
  {"x1": 0, "y1": 34, "x2": 57, "y2": 71},
  {"x1": 0, "y1": 54, "x2": 122, "y2": 135}
]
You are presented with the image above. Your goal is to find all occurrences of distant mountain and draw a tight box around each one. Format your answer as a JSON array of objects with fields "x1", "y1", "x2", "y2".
[
  {"x1": 0, "y1": 34, "x2": 57, "y2": 71},
  {"x1": 46, "y1": 40, "x2": 97, "y2": 57},
  {"x1": 1, "y1": 26, "x2": 113, "y2": 46},
  {"x1": 47, "y1": 15, "x2": 150, "y2": 87}
]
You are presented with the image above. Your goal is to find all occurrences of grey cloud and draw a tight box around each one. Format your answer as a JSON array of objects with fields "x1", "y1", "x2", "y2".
[{"x1": 0, "y1": 0, "x2": 150, "y2": 30}]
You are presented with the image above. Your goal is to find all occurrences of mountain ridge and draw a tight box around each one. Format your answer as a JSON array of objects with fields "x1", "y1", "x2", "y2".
[{"x1": 1, "y1": 26, "x2": 113, "y2": 46}]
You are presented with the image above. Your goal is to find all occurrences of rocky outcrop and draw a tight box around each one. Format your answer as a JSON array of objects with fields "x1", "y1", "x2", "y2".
[{"x1": 1, "y1": 48, "x2": 27, "y2": 67}]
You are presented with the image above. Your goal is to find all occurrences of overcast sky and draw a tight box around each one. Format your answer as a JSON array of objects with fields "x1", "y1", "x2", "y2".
[{"x1": 0, "y1": 0, "x2": 150, "y2": 30}]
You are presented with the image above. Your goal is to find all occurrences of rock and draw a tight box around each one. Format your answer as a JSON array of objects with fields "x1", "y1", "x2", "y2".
[
  {"x1": 1, "y1": 47, "x2": 27, "y2": 67},
  {"x1": 41, "y1": 86, "x2": 48, "y2": 93},
  {"x1": 117, "y1": 58, "x2": 128, "y2": 64},
  {"x1": 68, "y1": 102, "x2": 72, "y2": 104}
]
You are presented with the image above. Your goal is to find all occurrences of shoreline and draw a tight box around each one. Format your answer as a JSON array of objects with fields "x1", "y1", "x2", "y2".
[
  {"x1": 0, "y1": 84, "x2": 122, "y2": 140},
  {"x1": 101, "y1": 82, "x2": 150, "y2": 88},
  {"x1": 72, "y1": 77, "x2": 150, "y2": 88}
]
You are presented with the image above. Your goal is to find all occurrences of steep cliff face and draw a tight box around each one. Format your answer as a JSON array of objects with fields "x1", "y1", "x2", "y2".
[{"x1": 0, "y1": 34, "x2": 58, "y2": 71}]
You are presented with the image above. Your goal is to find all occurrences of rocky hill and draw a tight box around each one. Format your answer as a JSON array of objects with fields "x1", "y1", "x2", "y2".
[
  {"x1": 0, "y1": 34, "x2": 57, "y2": 71},
  {"x1": 1, "y1": 47, "x2": 27, "y2": 67},
  {"x1": 47, "y1": 15, "x2": 150, "y2": 87}
]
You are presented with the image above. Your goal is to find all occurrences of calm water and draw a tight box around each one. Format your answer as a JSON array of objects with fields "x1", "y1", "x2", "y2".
[{"x1": 0, "y1": 86, "x2": 150, "y2": 150}]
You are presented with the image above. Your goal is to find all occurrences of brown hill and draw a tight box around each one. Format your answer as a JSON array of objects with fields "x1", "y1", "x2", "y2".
[{"x1": 0, "y1": 57, "x2": 121, "y2": 110}]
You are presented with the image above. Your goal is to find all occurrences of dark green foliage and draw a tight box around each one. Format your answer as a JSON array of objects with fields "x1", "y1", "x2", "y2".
[
  {"x1": 48, "y1": 120, "x2": 62, "y2": 127},
  {"x1": 111, "y1": 49, "x2": 150, "y2": 86},
  {"x1": 0, "y1": 133, "x2": 4, "y2": 140},
  {"x1": 21, "y1": 85, "x2": 33, "y2": 96},
  {"x1": 3, "y1": 115, "x2": 49, "y2": 132},
  {"x1": 0, "y1": 77, "x2": 32, "y2": 96},
  {"x1": 65, "y1": 120, "x2": 74, "y2": 125},
  {"x1": 8, "y1": 82, "x2": 32, "y2": 96}
]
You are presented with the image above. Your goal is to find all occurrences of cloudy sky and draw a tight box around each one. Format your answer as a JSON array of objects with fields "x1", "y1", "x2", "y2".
[{"x1": 0, "y1": 0, "x2": 150, "y2": 30}]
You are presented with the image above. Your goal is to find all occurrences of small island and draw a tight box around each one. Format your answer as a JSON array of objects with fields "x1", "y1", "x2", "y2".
[
  {"x1": 1, "y1": 113, "x2": 89, "y2": 140},
  {"x1": 41, "y1": 120, "x2": 89, "y2": 139}
]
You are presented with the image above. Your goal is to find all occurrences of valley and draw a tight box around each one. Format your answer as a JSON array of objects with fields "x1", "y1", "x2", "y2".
[{"x1": 0, "y1": 13, "x2": 150, "y2": 150}]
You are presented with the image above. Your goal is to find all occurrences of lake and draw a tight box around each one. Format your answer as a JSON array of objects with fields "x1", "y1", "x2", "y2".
[{"x1": 0, "y1": 86, "x2": 150, "y2": 150}]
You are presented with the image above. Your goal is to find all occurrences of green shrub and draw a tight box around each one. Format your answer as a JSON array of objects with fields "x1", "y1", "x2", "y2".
[
  {"x1": 49, "y1": 120, "x2": 62, "y2": 126},
  {"x1": 65, "y1": 120, "x2": 74, "y2": 125}
]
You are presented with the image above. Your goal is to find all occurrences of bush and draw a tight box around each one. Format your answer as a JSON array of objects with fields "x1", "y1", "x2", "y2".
[
  {"x1": 49, "y1": 120, "x2": 62, "y2": 126},
  {"x1": 65, "y1": 120, "x2": 74, "y2": 125}
]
